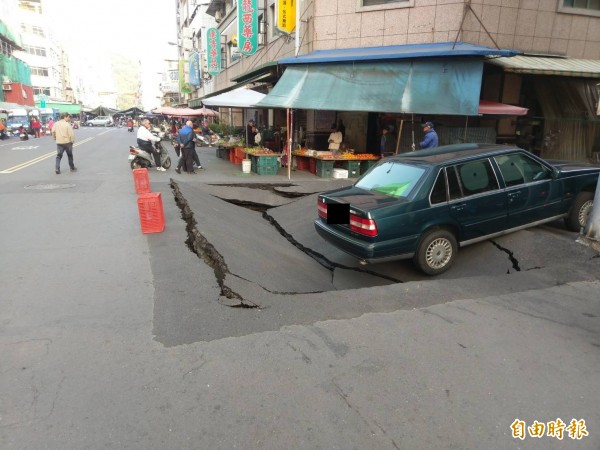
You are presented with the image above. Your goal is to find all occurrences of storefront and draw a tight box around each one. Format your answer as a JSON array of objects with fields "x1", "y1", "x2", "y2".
[{"x1": 256, "y1": 42, "x2": 519, "y2": 155}]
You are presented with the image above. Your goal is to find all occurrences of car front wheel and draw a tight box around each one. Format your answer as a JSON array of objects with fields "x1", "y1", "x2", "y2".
[
  {"x1": 415, "y1": 228, "x2": 457, "y2": 275},
  {"x1": 565, "y1": 191, "x2": 594, "y2": 232}
]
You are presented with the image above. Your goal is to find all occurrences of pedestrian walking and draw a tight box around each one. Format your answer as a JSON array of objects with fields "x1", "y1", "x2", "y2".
[
  {"x1": 52, "y1": 113, "x2": 76, "y2": 174},
  {"x1": 32, "y1": 117, "x2": 42, "y2": 138}
]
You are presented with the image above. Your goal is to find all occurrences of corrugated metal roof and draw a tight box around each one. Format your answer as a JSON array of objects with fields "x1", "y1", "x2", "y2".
[
  {"x1": 278, "y1": 42, "x2": 519, "y2": 65},
  {"x1": 489, "y1": 55, "x2": 600, "y2": 78}
]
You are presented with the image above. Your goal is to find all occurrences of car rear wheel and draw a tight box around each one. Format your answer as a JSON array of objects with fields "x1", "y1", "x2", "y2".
[
  {"x1": 415, "y1": 228, "x2": 457, "y2": 275},
  {"x1": 565, "y1": 191, "x2": 594, "y2": 232}
]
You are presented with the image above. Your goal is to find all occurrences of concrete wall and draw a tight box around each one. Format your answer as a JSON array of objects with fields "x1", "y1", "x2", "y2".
[{"x1": 311, "y1": 0, "x2": 600, "y2": 59}]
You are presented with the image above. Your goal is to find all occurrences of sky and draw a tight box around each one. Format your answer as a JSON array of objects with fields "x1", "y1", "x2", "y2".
[{"x1": 43, "y1": 0, "x2": 179, "y2": 110}]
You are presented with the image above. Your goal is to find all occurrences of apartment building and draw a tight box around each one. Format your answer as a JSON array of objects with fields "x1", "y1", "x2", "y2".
[{"x1": 176, "y1": 0, "x2": 600, "y2": 160}]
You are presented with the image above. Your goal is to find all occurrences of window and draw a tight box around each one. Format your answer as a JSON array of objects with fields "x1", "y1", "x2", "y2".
[
  {"x1": 430, "y1": 169, "x2": 447, "y2": 205},
  {"x1": 356, "y1": 161, "x2": 427, "y2": 198},
  {"x1": 363, "y1": 0, "x2": 406, "y2": 5},
  {"x1": 453, "y1": 159, "x2": 499, "y2": 197},
  {"x1": 33, "y1": 87, "x2": 51, "y2": 96},
  {"x1": 494, "y1": 153, "x2": 551, "y2": 187},
  {"x1": 30, "y1": 67, "x2": 49, "y2": 77},
  {"x1": 24, "y1": 45, "x2": 47, "y2": 57},
  {"x1": 562, "y1": 0, "x2": 599, "y2": 10}
]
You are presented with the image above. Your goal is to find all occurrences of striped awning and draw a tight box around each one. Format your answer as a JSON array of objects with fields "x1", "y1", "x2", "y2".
[{"x1": 489, "y1": 55, "x2": 600, "y2": 78}]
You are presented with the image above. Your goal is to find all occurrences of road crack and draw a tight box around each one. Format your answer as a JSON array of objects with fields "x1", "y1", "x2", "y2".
[{"x1": 490, "y1": 240, "x2": 521, "y2": 272}]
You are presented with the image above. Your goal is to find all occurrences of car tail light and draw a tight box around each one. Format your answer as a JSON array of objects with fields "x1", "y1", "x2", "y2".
[
  {"x1": 317, "y1": 200, "x2": 327, "y2": 219},
  {"x1": 350, "y1": 215, "x2": 378, "y2": 237}
]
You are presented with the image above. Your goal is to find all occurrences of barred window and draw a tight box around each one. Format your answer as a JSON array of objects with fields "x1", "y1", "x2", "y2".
[
  {"x1": 24, "y1": 45, "x2": 47, "y2": 57},
  {"x1": 30, "y1": 67, "x2": 49, "y2": 77},
  {"x1": 33, "y1": 87, "x2": 51, "y2": 96}
]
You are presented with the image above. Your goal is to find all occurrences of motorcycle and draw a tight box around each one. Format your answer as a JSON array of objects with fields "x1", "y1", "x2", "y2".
[
  {"x1": 128, "y1": 141, "x2": 171, "y2": 170},
  {"x1": 195, "y1": 130, "x2": 220, "y2": 147}
]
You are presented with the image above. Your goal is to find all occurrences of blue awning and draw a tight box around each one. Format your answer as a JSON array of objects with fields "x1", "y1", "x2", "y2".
[
  {"x1": 255, "y1": 58, "x2": 484, "y2": 115},
  {"x1": 278, "y1": 41, "x2": 519, "y2": 65}
]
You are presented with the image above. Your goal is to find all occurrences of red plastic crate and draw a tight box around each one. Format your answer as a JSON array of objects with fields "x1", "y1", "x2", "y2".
[
  {"x1": 309, "y1": 158, "x2": 317, "y2": 174},
  {"x1": 233, "y1": 155, "x2": 244, "y2": 165},
  {"x1": 228, "y1": 148, "x2": 235, "y2": 163},
  {"x1": 137, "y1": 192, "x2": 165, "y2": 234},
  {"x1": 132, "y1": 168, "x2": 151, "y2": 194},
  {"x1": 296, "y1": 156, "x2": 309, "y2": 171}
]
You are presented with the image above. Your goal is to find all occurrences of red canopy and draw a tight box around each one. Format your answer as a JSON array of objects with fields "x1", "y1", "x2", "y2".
[
  {"x1": 151, "y1": 106, "x2": 217, "y2": 117},
  {"x1": 478, "y1": 100, "x2": 528, "y2": 116}
]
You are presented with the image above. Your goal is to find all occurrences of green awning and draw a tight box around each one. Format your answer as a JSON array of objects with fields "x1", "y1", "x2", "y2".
[
  {"x1": 488, "y1": 55, "x2": 600, "y2": 78},
  {"x1": 255, "y1": 58, "x2": 484, "y2": 115}
]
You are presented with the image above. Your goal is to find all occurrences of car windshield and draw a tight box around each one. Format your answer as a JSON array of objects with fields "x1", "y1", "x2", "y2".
[{"x1": 355, "y1": 160, "x2": 427, "y2": 198}]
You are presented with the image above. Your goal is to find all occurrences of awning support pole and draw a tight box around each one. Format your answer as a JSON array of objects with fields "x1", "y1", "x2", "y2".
[
  {"x1": 295, "y1": 0, "x2": 301, "y2": 56},
  {"x1": 395, "y1": 119, "x2": 403, "y2": 154},
  {"x1": 411, "y1": 114, "x2": 416, "y2": 151},
  {"x1": 287, "y1": 108, "x2": 292, "y2": 180}
]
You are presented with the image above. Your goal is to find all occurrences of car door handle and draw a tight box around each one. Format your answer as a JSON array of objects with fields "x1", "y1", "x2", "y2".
[{"x1": 450, "y1": 203, "x2": 467, "y2": 212}]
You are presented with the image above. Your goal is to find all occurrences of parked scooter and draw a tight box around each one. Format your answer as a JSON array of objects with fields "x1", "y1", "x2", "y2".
[
  {"x1": 195, "y1": 130, "x2": 220, "y2": 147},
  {"x1": 128, "y1": 141, "x2": 171, "y2": 170}
]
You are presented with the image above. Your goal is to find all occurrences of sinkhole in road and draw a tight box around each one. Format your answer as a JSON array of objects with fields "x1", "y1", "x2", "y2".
[{"x1": 170, "y1": 181, "x2": 400, "y2": 308}]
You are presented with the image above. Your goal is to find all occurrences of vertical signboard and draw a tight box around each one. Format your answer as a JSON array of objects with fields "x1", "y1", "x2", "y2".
[
  {"x1": 189, "y1": 52, "x2": 201, "y2": 86},
  {"x1": 206, "y1": 27, "x2": 221, "y2": 76},
  {"x1": 179, "y1": 59, "x2": 191, "y2": 94},
  {"x1": 277, "y1": 0, "x2": 296, "y2": 33},
  {"x1": 237, "y1": 0, "x2": 258, "y2": 56}
]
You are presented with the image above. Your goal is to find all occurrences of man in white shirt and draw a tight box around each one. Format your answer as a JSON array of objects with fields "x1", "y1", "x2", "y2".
[
  {"x1": 328, "y1": 123, "x2": 343, "y2": 153},
  {"x1": 137, "y1": 119, "x2": 164, "y2": 171}
]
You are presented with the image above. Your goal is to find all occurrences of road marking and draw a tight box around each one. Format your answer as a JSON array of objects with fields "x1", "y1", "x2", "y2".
[
  {"x1": 12, "y1": 146, "x2": 40, "y2": 150},
  {"x1": 0, "y1": 137, "x2": 94, "y2": 174}
]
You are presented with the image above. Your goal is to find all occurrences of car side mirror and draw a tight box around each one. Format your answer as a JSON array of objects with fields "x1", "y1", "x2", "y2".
[{"x1": 552, "y1": 168, "x2": 560, "y2": 179}]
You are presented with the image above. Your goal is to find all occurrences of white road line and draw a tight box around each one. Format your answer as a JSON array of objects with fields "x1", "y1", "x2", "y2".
[{"x1": 0, "y1": 137, "x2": 95, "y2": 174}]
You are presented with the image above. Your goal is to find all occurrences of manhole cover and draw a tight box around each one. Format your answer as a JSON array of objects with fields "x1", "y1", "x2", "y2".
[{"x1": 24, "y1": 183, "x2": 76, "y2": 190}]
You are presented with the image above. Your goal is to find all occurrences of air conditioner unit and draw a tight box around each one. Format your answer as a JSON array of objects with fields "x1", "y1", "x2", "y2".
[{"x1": 2, "y1": 84, "x2": 12, "y2": 91}]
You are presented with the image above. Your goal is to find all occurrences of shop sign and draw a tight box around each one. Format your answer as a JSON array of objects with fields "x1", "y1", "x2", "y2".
[
  {"x1": 189, "y1": 52, "x2": 201, "y2": 87},
  {"x1": 277, "y1": 0, "x2": 295, "y2": 34},
  {"x1": 237, "y1": 0, "x2": 258, "y2": 56},
  {"x1": 179, "y1": 59, "x2": 192, "y2": 94},
  {"x1": 206, "y1": 27, "x2": 222, "y2": 76}
]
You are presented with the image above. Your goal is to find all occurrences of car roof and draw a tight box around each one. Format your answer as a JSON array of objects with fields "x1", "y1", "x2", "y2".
[{"x1": 392, "y1": 143, "x2": 520, "y2": 165}]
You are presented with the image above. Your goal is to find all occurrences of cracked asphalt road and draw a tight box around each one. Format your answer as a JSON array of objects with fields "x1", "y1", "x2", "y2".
[{"x1": 151, "y1": 179, "x2": 600, "y2": 345}]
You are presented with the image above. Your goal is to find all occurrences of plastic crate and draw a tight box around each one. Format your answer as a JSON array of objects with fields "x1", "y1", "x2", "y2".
[
  {"x1": 255, "y1": 165, "x2": 279, "y2": 175},
  {"x1": 345, "y1": 161, "x2": 361, "y2": 178},
  {"x1": 316, "y1": 160, "x2": 334, "y2": 178},
  {"x1": 360, "y1": 160, "x2": 377, "y2": 174},
  {"x1": 254, "y1": 155, "x2": 280, "y2": 167},
  {"x1": 233, "y1": 155, "x2": 244, "y2": 165},
  {"x1": 234, "y1": 147, "x2": 246, "y2": 159},
  {"x1": 296, "y1": 156, "x2": 309, "y2": 171},
  {"x1": 228, "y1": 148, "x2": 235, "y2": 163},
  {"x1": 137, "y1": 192, "x2": 165, "y2": 234},
  {"x1": 309, "y1": 158, "x2": 317, "y2": 174},
  {"x1": 132, "y1": 168, "x2": 151, "y2": 194}
]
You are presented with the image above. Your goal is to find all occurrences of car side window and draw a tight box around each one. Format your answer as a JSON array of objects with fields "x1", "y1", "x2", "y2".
[
  {"x1": 495, "y1": 153, "x2": 551, "y2": 186},
  {"x1": 430, "y1": 169, "x2": 447, "y2": 204},
  {"x1": 455, "y1": 159, "x2": 499, "y2": 197},
  {"x1": 447, "y1": 167, "x2": 463, "y2": 200}
]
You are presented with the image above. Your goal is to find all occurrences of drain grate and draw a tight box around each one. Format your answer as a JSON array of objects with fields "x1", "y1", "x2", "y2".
[{"x1": 24, "y1": 183, "x2": 76, "y2": 190}]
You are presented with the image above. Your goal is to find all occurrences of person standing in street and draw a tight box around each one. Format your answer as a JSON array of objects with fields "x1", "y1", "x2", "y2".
[
  {"x1": 380, "y1": 126, "x2": 396, "y2": 155},
  {"x1": 32, "y1": 117, "x2": 42, "y2": 138},
  {"x1": 246, "y1": 119, "x2": 257, "y2": 147},
  {"x1": 419, "y1": 121, "x2": 439, "y2": 149},
  {"x1": 52, "y1": 113, "x2": 76, "y2": 174},
  {"x1": 175, "y1": 120, "x2": 202, "y2": 174},
  {"x1": 137, "y1": 119, "x2": 164, "y2": 171}
]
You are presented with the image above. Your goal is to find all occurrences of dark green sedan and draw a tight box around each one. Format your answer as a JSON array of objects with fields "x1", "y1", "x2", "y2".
[{"x1": 315, "y1": 144, "x2": 599, "y2": 275}]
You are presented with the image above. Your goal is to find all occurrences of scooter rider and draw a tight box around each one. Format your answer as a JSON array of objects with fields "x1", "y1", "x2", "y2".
[{"x1": 137, "y1": 119, "x2": 165, "y2": 171}]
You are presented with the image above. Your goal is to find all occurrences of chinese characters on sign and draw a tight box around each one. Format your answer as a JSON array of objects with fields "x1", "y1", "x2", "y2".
[
  {"x1": 206, "y1": 28, "x2": 221, "y2": 76},
  {"x1": 277, "y1": 0, "x2": 296, "y2": 33},
  {"x1": 237, "y1": 0, "x2": 258, "y2": 56},
  {"x1": 511, "y1": 418, "x2": 589, "y2": 440}
]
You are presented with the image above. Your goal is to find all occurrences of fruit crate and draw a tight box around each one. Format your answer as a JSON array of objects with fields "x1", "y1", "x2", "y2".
[
  {"x1": 316, "y1": 159, "x2": 334, "y2": 178},
  {"x1": 255, "y1": 165, "x2": 279, "y2": 176},
  {"x1": 360, "y1": 160, "x2": 377, "y2": 174},
  {"x1": 295, "y1": 156, "x2": 310, "y2": 171},
  {"x1": 344, "y1": 160, "x2": 361, "y2": 178},
  {"x1": 137, "y1": 192, "x2": 165, "y2": 234},
  {"x1": 309, "y1": 158, "x2": 317, "y2": 174}
]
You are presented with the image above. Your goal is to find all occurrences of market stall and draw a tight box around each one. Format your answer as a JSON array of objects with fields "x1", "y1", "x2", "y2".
[{"x1": 292, "y1": 150, "x2": 380, "y2": 178}]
